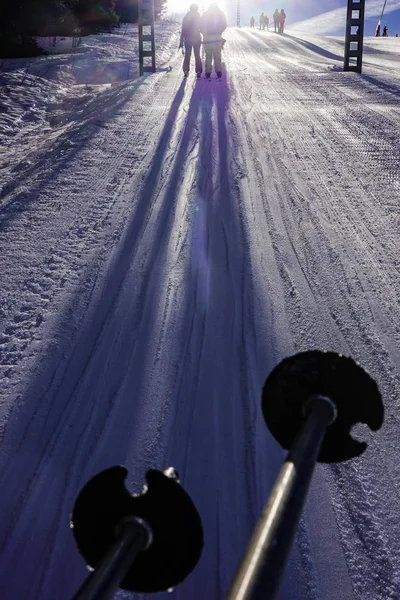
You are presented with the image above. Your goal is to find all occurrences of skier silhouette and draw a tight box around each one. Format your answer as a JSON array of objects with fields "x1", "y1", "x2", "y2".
[
  {"x1": 180, "y1": 4, "x2": 202, "y2": 78},
  {"x1": 200, "y1": 3, "x2": 227, "y2": 79},
  {"x1": 278, "y1": 9, "x2": 286, "y2": 34},
  {"x1": 273, "y1": 9, "x2": 280, "y2": 33}
]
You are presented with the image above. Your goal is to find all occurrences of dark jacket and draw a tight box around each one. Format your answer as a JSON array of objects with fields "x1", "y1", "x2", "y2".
[
  {"x1": 200, "y1": 7, "x2": 227, "y2": 36},
  {"x1": 181, "y1": 10, "x2": 202, "y2": 44}
]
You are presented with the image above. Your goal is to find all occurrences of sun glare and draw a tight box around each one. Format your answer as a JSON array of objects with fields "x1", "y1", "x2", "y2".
[{"x1": 167, "y1": 0, "x2": 229, "y2": 20}]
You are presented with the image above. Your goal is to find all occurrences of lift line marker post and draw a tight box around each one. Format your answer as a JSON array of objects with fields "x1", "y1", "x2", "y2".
[
  {"x1": 139, "y1": 0, "x2": 156, "y2": 75},
  {"x1": 344, "y1": 0, "x2": 366, "y2": 73}
]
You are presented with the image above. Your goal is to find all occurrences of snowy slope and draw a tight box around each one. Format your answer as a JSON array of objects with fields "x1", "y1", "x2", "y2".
[
  {"x1": 1, "y1": 28, "x2": 400, "y2": 600},
  {"x1": 0, "y1": 23, "x2": 180, "y2": 176}
]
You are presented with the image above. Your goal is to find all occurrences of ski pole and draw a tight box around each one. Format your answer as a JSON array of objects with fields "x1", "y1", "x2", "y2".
[
  {"x1": 71, "y1": 466, "x2": 203, "y2": 600},
  {"x1": 72, "y1": 517, "x2": 151, "y2": 600},
  {"x1": 227, "y1": 350, "x2": 384, "y2": 600}
]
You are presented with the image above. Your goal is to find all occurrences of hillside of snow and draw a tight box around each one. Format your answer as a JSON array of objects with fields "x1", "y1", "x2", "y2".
[{"x1": 1, "y1": 26, "x2": 400, "y2": 600}]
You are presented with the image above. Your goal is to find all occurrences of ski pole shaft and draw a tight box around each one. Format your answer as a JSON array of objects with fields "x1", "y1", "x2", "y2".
[
  {"x1": 226, "y1": 396, "x2": 336, "y2": 600},
  {"x1": 72, "y1": 518, "x2": 151, "y2": 600},
  {"x1": 380, "y1": 0, "x2": 388, "y2": 23}
]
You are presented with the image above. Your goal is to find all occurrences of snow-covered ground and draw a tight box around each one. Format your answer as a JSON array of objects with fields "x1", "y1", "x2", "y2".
[
  {"x1": 1, "y1": 25, "x2": 400, "y2": 600},
  {"x1": 0, "y1": 23, "x2": 180, "y2": 176}
]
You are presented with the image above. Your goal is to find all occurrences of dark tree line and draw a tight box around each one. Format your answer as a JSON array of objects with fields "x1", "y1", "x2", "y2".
[{"x1": 0, "y1": 0, "x2": 166, "y2": 58}]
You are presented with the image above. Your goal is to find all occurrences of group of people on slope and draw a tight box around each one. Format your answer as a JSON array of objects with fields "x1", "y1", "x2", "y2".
[
  {"x1": 179, "y1": 3, "x2": 227, "y2": 79},
  {"x1": 376, "y1": 24, "x2": 389, "y2": 37},
  {"x1": 250, "y1": 9, "x2": 286, "y2": 34},
  {"x1": 257, "y1": 13, "x2": 270, "y2": 30}
]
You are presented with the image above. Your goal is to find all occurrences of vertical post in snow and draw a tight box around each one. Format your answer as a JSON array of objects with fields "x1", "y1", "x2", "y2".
[
  {"x1": 138, "y1": 0, "x2": 156, "y2": 75},
  {"x1": 344, "y1": 0, "x2": 366, "y2": 73}
]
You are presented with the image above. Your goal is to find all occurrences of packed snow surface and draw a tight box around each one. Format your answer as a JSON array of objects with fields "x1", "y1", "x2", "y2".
[{"x1": 1, "y1": 25, "x2": 400, "y2": 600}]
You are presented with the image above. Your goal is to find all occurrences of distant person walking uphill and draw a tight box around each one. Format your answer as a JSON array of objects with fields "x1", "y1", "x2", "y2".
[
  {"x1": 200, "y1": 3, "x2": 227, "y2": 79},
  {"x1": 180, "y1": 3, "x2": 203, "y2": 78}
]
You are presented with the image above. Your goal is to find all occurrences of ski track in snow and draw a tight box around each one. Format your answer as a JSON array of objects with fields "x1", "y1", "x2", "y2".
[{"x1": 0, "y1": 28, "x2": 400, "y2": 600}]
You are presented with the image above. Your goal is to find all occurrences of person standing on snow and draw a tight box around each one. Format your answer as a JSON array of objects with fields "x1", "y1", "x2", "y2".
[
  {"x1": 200, "y1": 3, "x2": 227, "y2": 79},
  {"x1": 273, "y1": 9, "x2": 280, "y2": 33},
  {"x1": 278, "y1": 9, "x2": 286, "y2": 34},
  {"x1": 383, "y1": 25, "x2": 388, "y2": 36},
  {"x1": 265, "y1": 15, "x2": 270, "y2": 30},
  {"x1": 250, "y1": 16, "x2": 255, "y2": 28},
  {"x1": 260, "y1": 13, "x2": 265, "y2": 30},
  {"x1": 180, "y1": 3, "x2": 203, "y2": 78}
]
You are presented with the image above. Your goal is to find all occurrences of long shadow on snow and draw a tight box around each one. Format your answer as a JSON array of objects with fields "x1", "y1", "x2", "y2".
[
  {"x1": 0, "y1": 77, "x2": 197, "y2": 599},
  {"x1": 282, "y1": 34, "x2": 344, "y2": 62},
  {"x1": 0, "y1": 75, "x2": 191, "y2": 488},
  {"x1": 0, "y1": 74, "x2": 269, "y2": 600},
  {"x1": 237, "y1": 28, "x2": 344, "y2": 63},
  {"x1": 0, "y1": 76, "x2": 147, "y2": 229},
  {"x1": 158, "y1": 72, "x2": 285, "y2": 600},
  {"x1": 360, "y1": 73, "x2": 400, "y2": 100},
  {"x1": 0, "y1": 70, "x2": 305, "y2": 600},
  {"x1": 161, "y1": 71, "x2": 306, "y2": 600},
  {"x1": 334, "y1": 37, "x2": 400, "y2": 60}
]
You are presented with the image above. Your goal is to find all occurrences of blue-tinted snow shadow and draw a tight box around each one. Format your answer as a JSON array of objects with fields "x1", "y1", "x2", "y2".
[
  {"x1": 360, "y1": 73, "x2": 400, "y2": 99},
  {"x1": 158, "y1": 70, "x2": 304, "y2": 600},
  {"x1": 0, "y1": 64, "x2": 306, "y2": 600},
  {"x1": 0, "y1": 76, "x2": 193, "y2": 600},
  {"x1": 238, "y1": 28, "x2": 345, "y2": 63},
  {"x1": 157, "y1": 70, "x2": 257, "y2": 600},
  {"x1": 282, "y1": 34, "x2": 344, "y2": 62},
  {"x1": 0, "y1": 76, "x2": 147, "y2": 228}
]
